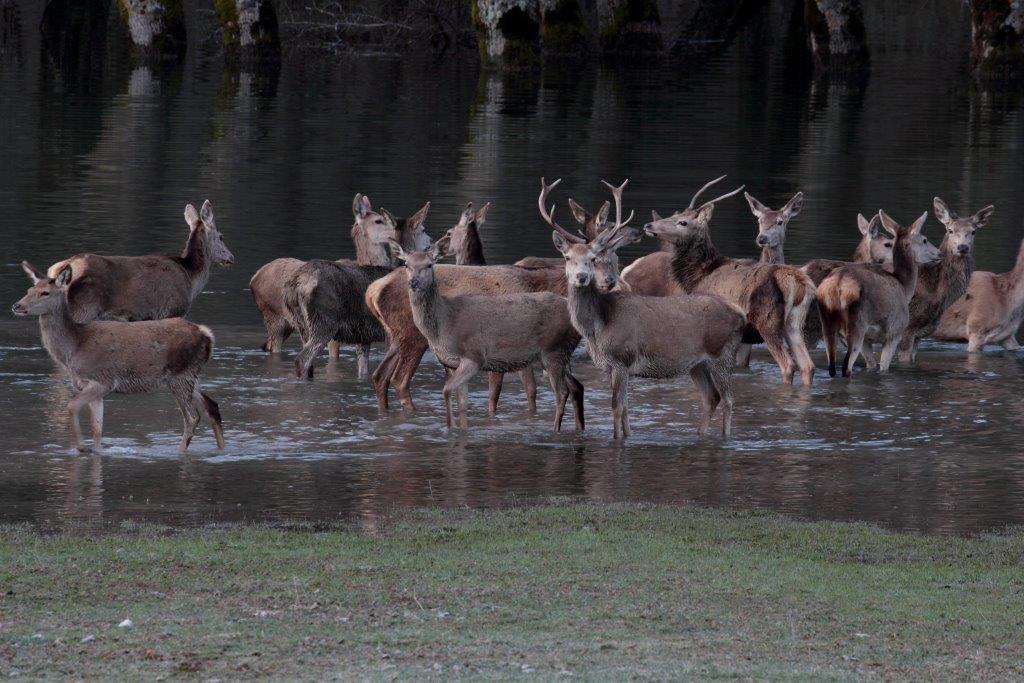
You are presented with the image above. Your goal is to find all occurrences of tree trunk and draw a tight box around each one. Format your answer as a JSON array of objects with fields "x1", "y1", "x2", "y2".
[
  {"x1": 971, "y1": 0, "x2": 1024, "y2": 79},
  {"x1": 214, "y1": 0, "x2": 280, "y2": 62},
  {"x1": 596, "y1": 0, "x2": 661, "y2": 54},
  {"x1": 804, "y1": 0, "x2": 868, "y2": 72},
  {"x1": 472, "y1": 0, "x2": 542, "y2": 68},
  {"x1": 116, "y1": 0, "x2": 185, "y2": 57}
]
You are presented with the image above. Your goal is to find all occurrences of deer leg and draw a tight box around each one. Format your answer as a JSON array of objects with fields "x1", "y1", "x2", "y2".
[
  {"x1": 168, "y1": 378, "x2": 202, "y2": 453},
  {"x1": 327, "y1": 340, "x2": 341, "y2": 361},
  {"x1": 67, "y1": 381, "x2": 106, "y2": 453},
  {"x1": 735, "y1": 343, "x2": 752, "y2": 368},
  {"x1": 610, "y1": 367, "x2": 630, "y2": 439},
  {"x1": 486, "y1": 372, "x2": 503, "y2": 417},
  {"x1": 877, "y1": 336, "x2": 900, "y2": 373},
  {"x1": 785, "y1": 320, "x2": 815, "y2": 388},
  {"x1": 709, "y1": 360, "x2": 735, "y2": 438},
  {"x1": 820, "y1": 309, "x2": 840, "y2": 378},
  {"x1": 542, "y1": 357, "x2": 569, "y2": 433},
  {"x1": 372, "y1": 345, "x2": 399, "y2": 414},
  {"x1": 294, "y1": 332, "x2": 330, "y2": 380},
  {"x1": 968, "y1": 334, "x2": 986, "y2": 353},
  {"x1": 689, "y1": 363, "x2": 719, "y2": 437},
  {"x1": 194, "y1": 390, "x2": 225, "y2": 449},
  {"x1": 1002, "y1": 335, "x2": 1020, "y2": 351},
  {"x1": 442, "y1": 359, "x2": 479, "y2": 430},
  {"x1": 896, "y1": 334, "x2": 916, "y2": 364},
  {"x1": 87, "y1": 398, "x2": 104, "y2": 451},
  {"x1": 761, "y1": 333, "x2": 795, "y2": 384},
  {"x1": 843, "y1": 325, "x2": 868, "y2": 378},
  {"x1": 566, "y1": 371, "x2": 585, "y2": 431},
  {"x1": 260, "y1": 312, "x2": 292, "y2": 353},
  {"x1": 520, "y1": 366, "x2": 538, "y2": 415},
  {"x1": 393, "y1": 344, "x2": 429, "y2": 415},
  {"x1": 860, "y1": 342, "x2": 878, "y2": 369},
  {"x1": 356, "y1": 344, "x2": 370, "y2": 379}
]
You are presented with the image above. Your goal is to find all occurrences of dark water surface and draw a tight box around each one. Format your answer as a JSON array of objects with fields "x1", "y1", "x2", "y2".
[{"x1": 2, "y1": 3, "x2": 1024, "y2": 534}]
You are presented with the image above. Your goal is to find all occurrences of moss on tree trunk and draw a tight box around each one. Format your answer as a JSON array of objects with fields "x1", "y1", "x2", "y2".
[
  {"x1": 214, "y1": 0, "x2": 280, "y2": 62},
  {"x1": 804, "y1": 0, "x2": 868, "y2": 72},
  {"x1": 115, "y1": 0, "x2": 185, "y2": 57},
  {"x1": 971, "y1": 0, "x2": 1024, "y2": 80},
  {"x1": 597, "y1": 0, "x2": 661, "y2": 55},
  {"x1": 472, "y1": 0, "x2": 542, "y2": 69}
]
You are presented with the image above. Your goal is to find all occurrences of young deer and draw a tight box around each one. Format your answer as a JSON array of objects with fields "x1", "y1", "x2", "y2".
[
  {"x1": 933, "y1": 233, "x2": 1024, "y2": 352},
  {"x1": 13, "y1": 263, "x2": 225, "y2": 453},
  {"x1": 744, "y1": 191, "x2": 804, "y2": 265},
  {"x1": 437, "y1": 202, "x2": 539, "y2": 415},
  {"x1": 897, "y1": 197, "x2": 994, "y2": 363},
  {"x1": 47, "y1": 201, "x2": 233, "y2": 323},
  {"x1": 549, "y1": 179, "x2": 746, "y2": 438},
  {"x1": 817, "y1": 211, "x2": 926, "y2": 377},
  {"x1": 250, "y1": 195, "x2": 428, "y2": 355},
  {"x1": 643, "y1": 176, "x2": 817, "y2": 387},
  {"x1": 393, "y1": 236, "x2": 584, "y2": 432}
]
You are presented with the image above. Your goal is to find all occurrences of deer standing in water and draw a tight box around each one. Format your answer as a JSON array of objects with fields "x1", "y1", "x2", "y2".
[
  {"x1": 249, "y1": 195, "x2": 429, "y2": 361},
  {"x1": 817, "y1": 211, "x2": 925, "y2": 377},
  {"x1": 13, "y1": 263, "x2": 225, "y2": 453},
  {"x1": 933, "y1": 232, "x2": 1024, "y2": 352},
  {"x1": 393, "y1": 236, "x2": 584, "y2": 432},
  {"x1": 643, "y1": 177, "x2": 817, "y2": 387},
  {"x1": 897, "y1": 197, "x2": 993, "y2": 363},
  {"x1": 548, "y1": 179, "x2": 746, "y2": 438},
  {"x1": 47, "y1": 201, "x2": 233, "y2": 323}
]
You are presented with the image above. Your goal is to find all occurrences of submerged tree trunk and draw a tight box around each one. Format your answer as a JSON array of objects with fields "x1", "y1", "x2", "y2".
[
  {"x1": 971, "y1": 0, "x2": 1024, "y2": 79},
  {"x1": 596, "y1": 0, "x2": 661, "y2": 54},
  {"x1": 116, "y1": 0, "x2": 185, "y2": 57},
  {"x1": 804, "y1": 0, "x2": 868, "y2": 72},
  {"x1": 214, "y1": 0, "x2": 280, "y2": 62}
]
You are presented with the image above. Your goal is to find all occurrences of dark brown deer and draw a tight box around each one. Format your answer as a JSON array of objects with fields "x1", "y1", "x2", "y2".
[
  {"x1": 13, "y1": 262, "x2": 224, "y2": 453},
  {"x1": 249, "y1": 195, "x2": 429, "y2": 356},
  {"x1": 817, "y1": 211, "x2": 925, "y2": 376},
  {"x1": 897, "y1": 197, "x2": 994, "y2": 363},
  {"x1": 933, "y1": 232, "x2": 1024, "y2": 352},
  {"x1": 392, "y1": 236, "x2": 584, "y2": 431},
  {"x1": 643, "y1": 177, "x2": 817, "y2": 387},
  {"x1": 549, "y1": 179, "x2": 746, "y2": 438},
  {"x1": 46, "y1": 201, "x2": 233, "y2": 323}
]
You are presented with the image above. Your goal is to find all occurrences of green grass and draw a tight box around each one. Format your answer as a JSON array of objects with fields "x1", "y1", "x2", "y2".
[{"x1": 1, "y1": 503, "x2": 1023, "y2": 680}]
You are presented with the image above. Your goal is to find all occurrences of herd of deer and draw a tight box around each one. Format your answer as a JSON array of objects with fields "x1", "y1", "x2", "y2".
[{"x1": 12, "y1": 178, "x2": 1024, "y2": 453}]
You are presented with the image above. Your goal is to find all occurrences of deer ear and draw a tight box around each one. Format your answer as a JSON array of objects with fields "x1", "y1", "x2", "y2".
[
  {"x1": 380, "y1": 209, "x2": 398, "y2": 228},
  {"x1": 697, "y1": 203, "x2": 715, "y2": 225},
  {"x1": 567, "y1": 198, "x2": 589, "y2": 225},
  {"x1": 408, "y1": 202, "x2": 430, "y2": 231},
  {"x1": 878, "y1": 210, "x2": 899, "y2": 237},
  {"x1": 552, "y1": 231, "x2": 570, "y2": 255},
  {"x1": 909, "y1": 212, "x2": 928, "y2": 235},
  {"x1": 430, "y1": 235, "x2": 451, "y2": 261},
  {"x1": 972, "y1": 205, "x2": 994, "y2": 228},
  {"x1": 651, "y1": 210, "x2": 662, "y2": 221},
  {"x1": 55, "y1": 264, "x2": 73, "y2": 288},
  {"x1": 387, "y1": 239, "x2": 408, "y2": 262},
  {"x1": 744, "y1": 192, "x2": 767, "y2": 218},
  {"x1": 200, "y1": 200, "x2": 215, "y2": 226},
  {"x1": 784, "y1": 192, "x2": 803, "y2": 218},
  {"x1": 459, "y1": 202, "x2": 475, "y2": 226},
  {"x1": 354, "y1": 194, "x2": 372, "y2": 219},
  {"x1": 184, "y1": 204, "x2": 200, "y2": 229},
  {"x1": 474, "y1": 202, "x2": 490, "y2": 226},
  {"x1": 933, "y1": 197, "x2": 953, "y2": 224},
  {"x1": 21, "y1": 261, "x2": 44, "y2": 284},
  {"x1": 596, "y1": 201, "x2": 610, "y2": 227},
  {"x1": 856, "y1": 213, "x2": 871, "y2": 236}
]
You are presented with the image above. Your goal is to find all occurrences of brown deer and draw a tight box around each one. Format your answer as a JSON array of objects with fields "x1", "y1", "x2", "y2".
[
  {"x1": 46, "y1": 201, "x2": 233, "y2": 323},
  {"x1": 249, "y1": 195, "x2": 429, "y2": 357},
  {"x1": 392, "y1": 236, "x2": 584, "y2": 432},
  {"x1": 933, "y1": 233, "x2": 1024, "y2": 352},
  {"x1": 13, "y1": 262, "x2": 225, "y2": 453},
  {"x1": 897, "y1": 197, "x2": 994, "y2": 363},
  {"x1": 437, "y1": 202, "x2": 539, "y2": 414},
  {"x1": 549, "y1": 179, "x2": 746, "y2": 438},
  {"x1": 642, "y1": 177, "x2": 817, "y2": 387},
  {"x1": 817, "y1": 211, "x2": 926, "y2": 377},
  {"x1": 744, "y1": 191, "x2": 804, "y2": 265}
]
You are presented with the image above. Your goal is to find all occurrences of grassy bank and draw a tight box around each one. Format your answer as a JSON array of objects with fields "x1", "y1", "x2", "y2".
[{"x1": 1, "y1": 504, "x2": 1023, "y2": 680}]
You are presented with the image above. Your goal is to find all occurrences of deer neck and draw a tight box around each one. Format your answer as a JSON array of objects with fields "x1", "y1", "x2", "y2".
[
  {"x1": 407, "y1": 274, "x2": 447, "y2": 344},
  {"x1": 38, "y1": 298, "x2": 82, "y2": 367},
  {"x1": 1002, "y1": 237, "x2": 1024, "y2": 307},
  {"x1": 566, "y1": 279, "x2": 606, "y2": 353},
  {"x1": 891, "y1": 238, "x2": 919, "y2": 300},
  {"x1": 456, "y1": 225, "x2": 486, "y2": 266},
  {"x1": 760, "y1": 243, "x2": 784, "y2": 264},
  {"x1": 356, "y1": 240, "x2": 394, "y2": 267},
  {"x1": 181, "y1": 228, "x2": 213, "y2": 299},
  {"x1": 670, "y1": 231, "x2": 726, "y2": 293},
  {"x1": 930, "y1": 240, "x2": 974, "y2": 305}
]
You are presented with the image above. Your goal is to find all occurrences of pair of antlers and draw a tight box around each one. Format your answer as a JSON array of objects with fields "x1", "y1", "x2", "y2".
[{"x1": 538, "y1": 178, "x2": 636, "y2": 251}]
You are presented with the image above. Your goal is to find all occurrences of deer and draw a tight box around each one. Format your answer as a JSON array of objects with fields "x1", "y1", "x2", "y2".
[
  {"x1": 744, "y1": 191, "x2": 804, "y2": 265},
  {"x1": 816, "y1": 211, "x2": 926, "y2": 377},
  {"x1": 45, "y1": 200, "x2": 233, "y2": 323},
  {"x1": 896, "y1": 197, "x2": 994, "y2": 363},
  {"x1": 642, "y1": 176, "x2": 817, "y2": 387},
  {"x1": 391, "y1": 236, "x2": 584, "y2": 432},
  {"x1": 13, "y1": 262, "x2": 225, "y2": 454},
  {"x1": 284, "y1": 198, "x2": 424, "y2": 380},
  {"x1": 933, "y1": 232, "x2": 1024, "y2": 352},
  {"x1": 365, "y1": 195, "x2": 630, "y2": 417},
  {"x1": 249, "y1": 195, "x2": 429, "y2": 359},
  {"x1": 547, "y1": 179, "x2": 746, "y2": 439}
]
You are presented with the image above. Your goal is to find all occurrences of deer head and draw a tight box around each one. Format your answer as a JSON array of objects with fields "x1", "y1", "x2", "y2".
[
  {"x1": 933, "y1": 197, "x2": 994, "y2": 257},
  {"x1": 184, "y1": 200, "x2": 234, "y2": 266},
  {"x1": 744, "y1": 191, "x2": 803, "y2": 251},
  {"x1": 12, "y1": 262, "x2": 70, "y2": 316},
  {"x1": 443, "y1": 202, "x2": 490, "y2": 260},
  {"x1": 540, "y1": 178, "x2": 637, "y2": 291},
  {"x1": 878, "y1": 211, "x2": 937, "y2": 265},
  {"x1": 643, "y1": 175, "x2": 745, "y2": 245},
  {"x1": 855, "y1": 213, "x2": 895, "y2": 266},
  {"x1": 402, "y1": 202, "x2": 432, "y2": 251},
  {"x1": 549, "y1": 179, "x2": 640, "y2": 288},
  {"x1": 352, "y1": 193, "x2": 400, "y2": 248},
  {"x1": 390, "y1": 236, "x2": 451, "y2": 294}
]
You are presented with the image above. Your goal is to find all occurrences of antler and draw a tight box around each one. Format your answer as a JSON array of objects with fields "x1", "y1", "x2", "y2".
[
  {"x1": 539, "y1": 178, "x2": 585, "y2": 244},
  {"x1": 688, "y1": 175, "x2": 727, "y2": 209},
  {"x1": 696, "y1": 184, "x2": 745, "y2": 212},
  {"x1": 595, "y1": 179, "x2": 636, "y2": 250}
]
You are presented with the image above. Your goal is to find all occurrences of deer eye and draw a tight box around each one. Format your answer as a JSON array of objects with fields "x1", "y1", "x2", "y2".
[
  {"x1": 971, "y1": 229, "x2": 976, "y2": 235},
  {"x1": 41, "y1": 291, "x2": 50, "y2": 296},
  {"x1": 777, "y1": 219, "x2": 783, "y2": 225},
  {"x1": 678, "y1": 221, "x2": 688, "y2": 227},
  {"x1": 883, "y1": 242, "x2": 892, "y2": 248}
]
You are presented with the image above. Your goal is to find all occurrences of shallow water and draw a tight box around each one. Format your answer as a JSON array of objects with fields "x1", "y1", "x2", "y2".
[{"x1": 2, "y1": 2, "x2": 1024, "y2": 534}]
